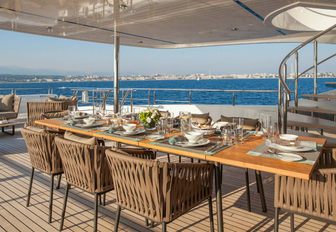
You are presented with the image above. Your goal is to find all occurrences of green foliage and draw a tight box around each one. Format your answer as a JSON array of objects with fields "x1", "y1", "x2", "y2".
[{"x1": 139, "y1": 107, "x2": 161, "y2": 128}]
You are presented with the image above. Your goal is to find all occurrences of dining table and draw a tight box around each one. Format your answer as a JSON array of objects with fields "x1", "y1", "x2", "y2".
[{"x1": 35, "y1": 118, "x2": 327, "y2": 232}]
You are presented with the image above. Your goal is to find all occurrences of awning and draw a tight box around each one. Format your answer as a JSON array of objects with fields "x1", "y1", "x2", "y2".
[{"x1": 0, "y1": 0, "x2": 335, "y2": 48}]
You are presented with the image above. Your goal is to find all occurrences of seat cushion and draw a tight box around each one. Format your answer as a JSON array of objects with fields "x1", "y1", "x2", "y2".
[
  {"x1": 64, "y1": 131, "x2": 96, "y2": 145},
  {"x1": 0, "y1": 94, "x2": 14, "y2": 112},
  {"x1": 220, "y1": 115, "x2": 259, "y2": 130},
  {"x1": 48, "y1": 95, "x2": 77, "y2": 102},
  {"x1": 0, "y1": 111, "x2": 17, "y2": 119}
]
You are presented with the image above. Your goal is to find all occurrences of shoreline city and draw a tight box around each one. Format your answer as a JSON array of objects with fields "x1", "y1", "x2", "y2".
[{"x1": 0, "y1": 72, "x2": 335, "y2": 83}]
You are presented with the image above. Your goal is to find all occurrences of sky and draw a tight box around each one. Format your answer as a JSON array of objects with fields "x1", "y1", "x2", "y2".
[{"x1": 0, "y1": 29, "x2": 334, "y2": 76}]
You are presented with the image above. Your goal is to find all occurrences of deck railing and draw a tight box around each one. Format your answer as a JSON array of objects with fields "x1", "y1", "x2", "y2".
[{"x1": 0, "y1": 86, "x2": 278, "y2": 109}]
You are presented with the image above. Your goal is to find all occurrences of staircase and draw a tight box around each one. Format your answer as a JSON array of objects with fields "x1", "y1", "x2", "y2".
[{"x1": 278, "y1": 24, "x2": 336, "y2": 134}]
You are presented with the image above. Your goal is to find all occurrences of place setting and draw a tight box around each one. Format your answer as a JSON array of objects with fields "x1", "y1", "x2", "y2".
[
  {"x1": 248, "y1": 122, "x2": 320, "y2": 164},
  {"x1": 62, "y1": 106, "x2": 106, "y2": 129}
]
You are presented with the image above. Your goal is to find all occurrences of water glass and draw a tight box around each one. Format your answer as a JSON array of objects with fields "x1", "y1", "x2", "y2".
[
  {"x1": 157, "y1": 118, "x2": 167, "y2": 135},
  {"x1": 166, "y1": 117, "x2": 174, "y2": 133},
  {"x1": 179, "y1": 111, "x2": 191, "y2": 133},
  {"x1": 238, "y1": 117, "x2": 244, "y2": 129},
  {"x1": 221, "y1": 128, "x2": 231, "y2": 145}
]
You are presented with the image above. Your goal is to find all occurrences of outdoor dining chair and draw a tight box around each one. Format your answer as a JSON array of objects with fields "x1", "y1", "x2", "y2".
[
  {"x1": 191, "y1": 113, "x2": 212, "y2": 126},
  {"x1": 105, "y1": 149, "x2": 214, "y2": 232},
  {"x1": 274, "y1": 149, "x2": 336, "y2": 231},
  {"x1": 55, "y1": 137, "x2": 113, "y2": 232},
  {"x1": 21, "y1": 128, "x2": 63, "y2": 223},
  {"x1": 98, "y1": 147, "x2": 156, "y2": 208}
]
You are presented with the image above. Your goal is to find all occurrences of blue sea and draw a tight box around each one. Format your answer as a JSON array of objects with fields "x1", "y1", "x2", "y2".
[{"x1": 1, "y1": 78, "x2": 335, "y2": 105}]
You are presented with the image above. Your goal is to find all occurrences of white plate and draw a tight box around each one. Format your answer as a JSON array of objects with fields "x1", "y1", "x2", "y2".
[
  {"x1": 176, "y1": 139, "x2": 210, "y2": 147},
  {"x1": 75, "y1": 122, "x2": 105, "y2": 128},
  {"x1": 277, "y1": 153, "x2": 303, "y2": 162},
  {"x1": 279, "y1": 134, "x2": 298, "y2": 141},
  {"x1": 121, "y1": 129, "x2": 146, "y2": 135},
  {"x1": 212, "y1": 122, "x2": 229, "y2": 129},
  {"x1": 145, "y1": 134, "x2": 165, "y2": 141},
  {"x1": 267, "y1": 142, "x2": 314, "y2": 152}
]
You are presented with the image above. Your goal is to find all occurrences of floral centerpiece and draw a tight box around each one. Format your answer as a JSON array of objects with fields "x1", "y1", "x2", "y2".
[{"x1": 139, "y1": 108, "x2": 161, "y2": 129}]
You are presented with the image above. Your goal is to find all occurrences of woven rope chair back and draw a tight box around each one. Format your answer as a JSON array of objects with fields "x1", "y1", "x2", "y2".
[
  {"x1": 106, "y1": 149, "x2": 166, "y2": 222},
  {"x1": 164, "y1": 162, "x2": 213, "y2": 221},
  {"x1": 26, "y1": 101, "x2": 70, "y2": 127},
  {"x1": 275, "y1": 149, "x2": 336, "y2": 222},
  {"x1": 55, "y1": 137, "x2": 113, "y2": 193},
  {"x1": 106, "y1": 150, "x2": 213, "y2": 223},
  {"x1": 21, "y1": 128, "x2": 62, "y2": 174}
]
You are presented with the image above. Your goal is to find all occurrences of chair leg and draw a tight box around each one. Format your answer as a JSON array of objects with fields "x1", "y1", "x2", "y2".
[
  {"x1": 208, "y1": 197, "x2": 214, "y2": 232},
  {"x1": 255, "y1": 171, "x2": 267, "y2": 212},
  {"x1": 167, "y1": 154, "x2": 170, "y2": 163},
  {"x1": 179, "y1": 156, "x2": 182, "y2": 163},
  {"x1": 290, "y1": 213, "x2": 295, "y2": 232},
  {"x1": 274, "y1": 207, "x2": 280, "y2": 232},
  {"x1": 56, "y1": 174, "x2": 62, "y2": 189},
  {"x1": 60, "y1": 183, "x2": 70, "y2": 231},
  {"x1": 26, "y1": 168, "x2": 34, "y2": 207},
  {"x1": 255, "y1": 170, "x2": 260, "y2": 193},
  {"x1": 94, "y1": 193, "x2": 99, "y2": 232},
  {"x1": 99, "y1": 194, "x2": 103, "y2": 205},
  {"x1": 114, "y1": 205, "x2": 121, "y2": 232},
  {"x1": 245, "y1": 169, "x2": 251, "y2": 212},
  {"x1": 49, "y1": 174, "x2": 55, "y2": 223},
  {"x1": 103, "y1": 193, "x2": 106, "y2": 206},
  {"x1": 190, "y1": 158, "x2": 194, "y2": 163},
  {"x1": 162, "y1": 222, "x2": 167, "y2": 232}
]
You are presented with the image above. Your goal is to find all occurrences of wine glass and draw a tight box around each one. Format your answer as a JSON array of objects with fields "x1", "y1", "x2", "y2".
[{"x1": 68, "y1": 105, "x2": 76, "y2": 119}]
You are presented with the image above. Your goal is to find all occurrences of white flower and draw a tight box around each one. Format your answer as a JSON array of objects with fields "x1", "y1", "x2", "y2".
[{"x1": 146, "y1": 117, "x2": 152, "y2": 123}]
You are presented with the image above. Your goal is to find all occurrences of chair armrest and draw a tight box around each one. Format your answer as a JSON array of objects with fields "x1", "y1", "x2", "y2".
[{"x1": 119, "y1": 147, "x2": 156, "y2": 160}]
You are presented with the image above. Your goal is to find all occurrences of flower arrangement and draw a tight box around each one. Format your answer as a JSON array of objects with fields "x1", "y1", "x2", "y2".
[{"x1": 139, "y1": 108, "x2": 161, "y2": 128}]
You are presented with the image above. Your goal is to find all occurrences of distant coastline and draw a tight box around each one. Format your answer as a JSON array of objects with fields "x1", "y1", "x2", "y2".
[{"x1": 0, "y1": 73, "x2": 335, "y2": 83}]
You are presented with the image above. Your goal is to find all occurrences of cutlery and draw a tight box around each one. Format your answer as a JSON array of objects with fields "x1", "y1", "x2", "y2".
[
  {"x1": 206, "y1": 141, "x2": 221, "y2": 152},
  {"x1": 210, "y1": 143, "x2": 231, "y2": 153}
]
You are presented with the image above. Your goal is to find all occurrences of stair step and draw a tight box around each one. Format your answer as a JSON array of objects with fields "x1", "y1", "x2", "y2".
[
  {"x1": 289, "y1": 106, "x2": 336, "y2": 116},
  {"x1": 288, "y1": 113, "x2": 336, "y2": 133}
]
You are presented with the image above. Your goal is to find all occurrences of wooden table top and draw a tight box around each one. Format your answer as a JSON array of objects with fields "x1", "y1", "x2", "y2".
[{"x1": 35, "y1": 119, "x2": 326, "y2": 180}]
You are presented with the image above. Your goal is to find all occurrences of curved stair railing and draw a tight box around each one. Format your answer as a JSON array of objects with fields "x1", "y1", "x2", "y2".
[{"x1": 278, "y1": 24, "x2": 336, "y2": 133}]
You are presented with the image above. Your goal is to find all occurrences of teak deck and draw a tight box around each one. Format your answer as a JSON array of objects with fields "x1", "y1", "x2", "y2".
[{"x1": 0, "y1": 127, "x2": 335, "y2": 231}]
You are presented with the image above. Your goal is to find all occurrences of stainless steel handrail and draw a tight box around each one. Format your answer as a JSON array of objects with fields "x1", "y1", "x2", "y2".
[
  {"x1": 278, "y1": 24, "x2": 336, "y2": 96},
  {"x1": 278, "y1": 23, "x2": 336, "y2": 133},
  {"x1": 298, "y1": 52, "x2": 336, "y2": 78}
]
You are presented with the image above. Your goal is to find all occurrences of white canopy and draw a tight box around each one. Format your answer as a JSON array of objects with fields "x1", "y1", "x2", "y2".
[{"x1": 0, "y1": 0, "x2": 335, "y2": 48}]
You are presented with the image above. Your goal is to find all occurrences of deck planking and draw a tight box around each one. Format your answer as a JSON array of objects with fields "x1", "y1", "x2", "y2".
[{"x1": 0, "y1": 127, "x2": 336, "y2": 231}]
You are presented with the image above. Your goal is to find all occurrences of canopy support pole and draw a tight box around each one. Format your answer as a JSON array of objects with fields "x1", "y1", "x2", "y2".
[{"x1": 113, "y1": 0, "x2": 120, "y2": 113}]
